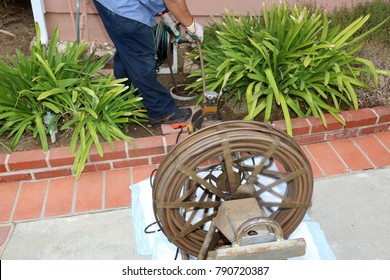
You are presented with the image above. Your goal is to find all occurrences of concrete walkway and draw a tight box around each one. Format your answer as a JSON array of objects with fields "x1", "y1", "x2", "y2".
[
  {"x1": 309, "y1": 167, "x2": 390, "y2": 260},
  {"x1": 1, "y1": 166, "x2": 389, "y2": 260}
]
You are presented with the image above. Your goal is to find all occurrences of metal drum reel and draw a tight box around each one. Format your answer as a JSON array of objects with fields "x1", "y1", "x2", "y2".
[
  {"x1": 152, "y1": 43, "x2": 314, "y2": 260},
  {"x1": 152, "y1": 121, "x2": 313, "y2": 259}
]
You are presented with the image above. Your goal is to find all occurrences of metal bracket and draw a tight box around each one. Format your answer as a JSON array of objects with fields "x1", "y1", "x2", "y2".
[{"x1": 197, "y1": 198, "x2": 306, "y2": 260}]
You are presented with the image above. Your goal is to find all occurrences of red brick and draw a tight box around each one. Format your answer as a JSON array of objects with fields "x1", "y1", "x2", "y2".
[
  {"x1": 375, "y1": 131, "x2": 390, "y2": 150},
  {"x1": 45, "y1": 177, "x2": 75, "y2": 217},
  {"x1": 75, "y1": 172, "x2": 103, "y2": 212},
  {"x1": 128, "y1": 136, "x2": 165, "y2": 157},
  {"x1": 294, "y1": 134, "x2": 325, "y2": 145},
  {"x1": 272, "y1": 118, "x2": 310, "y2": 136},
  {"x1": 151, "y1": 155, "x2": 167, "y2": 164},
  {"x1": 306, "y1": 142, "x2": 348, "y2": 176},
  {"x1": 0, "y1": 225, "x2": 12, "y2": 246},
  {"x1": 105, "y1": 169, "x2": 131, "y2": 208},
  {"x1": 359, "y1": 123, "x2": 390, "y2": 136},
  {"x1": 165, "y1": 132, "x2": 190, "y2": 152},
  {"x1": 307, "y1": 114, "x2": 344, "y2": 133},
  {"x1": 301, "y1": 146, "x2": 325, "y2": 179},
  {"x1": 0, "y1": 182, "x2": 19, "y2": 222},
  {"x1": 340, "y1": 108, "x2": 377, "y2": 128},
  {"x1": 272, "y1": 120, "x2": 288, "y2": 133},
  {"x1": 82, "y1": 162, "x2": 111, "y2": 173},
  {"x1": 325, "y1": 129, "x2": 359, "y2": 141},
  {"x1": 354, "y1": 135, "x2": 390, "y2": 168},
  {"x1": 329, "y1": 139, "x2": 374, "y2": 172},
  {"x1": 49, "y1": 146, "x2": 76, "y2": 167},
  {"x1": 112, "y1": 158, "x2": 149, "y2": 169},
  {"x1": 7, "y1": 150, "x2": 48, "y2": 171},
  {"x1": 34, "y1": 168, "x2": 73, "y2": 180},
  {"x1": 13, "y1": 181, "x2": 47, "y2": 221},
  {"x1": 0, "y1": 154, "x2": 7, "y2": 173},
  {"x1": 132, "y1": 165, "x2": 158, "y2": 184},
  {"x1": 89, "y1": 140, "x2": 127, "y2": 162},
  {"x1": 372, "y1": 106, "x2": 390, "y2": 123},
  {"x1": 0, "y1": 172, "x2": 33, "y2": 183}
]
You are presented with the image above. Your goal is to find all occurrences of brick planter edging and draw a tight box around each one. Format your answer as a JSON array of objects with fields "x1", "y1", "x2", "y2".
[
  {"x1": 273, "y1": 106, "x2": 390, "y2": 145},
  {"x1": 0, "y1": 106, "x2": 389, "y2": 183}
]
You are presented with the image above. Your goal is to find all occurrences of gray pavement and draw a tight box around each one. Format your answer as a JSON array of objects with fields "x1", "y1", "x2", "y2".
[
  {"x1": 309, "y1": 167, "x2": 390, "y2": 260},
  {"x1": 1, "y1": 167, "x2": 389, "y2": 260},
  {"x1": 1, "y1": 208, "x2": 150, "y2": 260}
]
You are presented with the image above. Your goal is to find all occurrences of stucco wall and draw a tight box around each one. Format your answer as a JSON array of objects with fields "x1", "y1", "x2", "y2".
[{"x1": 41, "y1": 0, "x2": 374, "y2": 43}]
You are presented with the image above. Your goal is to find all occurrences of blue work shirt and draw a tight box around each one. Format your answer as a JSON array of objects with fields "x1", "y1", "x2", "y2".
[{"x1": 95, "y1": 0, "x2": 166, "y2": 27}]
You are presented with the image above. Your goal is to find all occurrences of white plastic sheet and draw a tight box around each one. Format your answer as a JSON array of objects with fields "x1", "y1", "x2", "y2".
[{"x1": 130, "y1": 177, "x2": 335, "y2": 260}]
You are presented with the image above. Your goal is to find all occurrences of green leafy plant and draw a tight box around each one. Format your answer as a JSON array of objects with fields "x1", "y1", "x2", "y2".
[
  {"x1": 187, "y1": 2, "x2": 389, "y2": 135},
  {"x1": 0, "y1": 24, "x2": 148, "y2": 177},
  {"x1": 0, "y1": 46, "x2": 47, "y2": 152},
  {"x1": 329, "y1": 0, "x2": 390, "y2": 43}
]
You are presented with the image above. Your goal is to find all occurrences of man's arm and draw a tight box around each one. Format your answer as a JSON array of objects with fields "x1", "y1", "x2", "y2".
[
  {"x1": 163, "y1": 0, "x2": 193, "y2": 27},
  {"x1": 163, "y1": 0, "x2": 203, "y2": 42}
]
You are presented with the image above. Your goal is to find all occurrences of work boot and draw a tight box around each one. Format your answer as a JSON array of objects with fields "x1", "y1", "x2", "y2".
[{"x1": 150, "y1": 107, "x2": 192, "y2": 125}]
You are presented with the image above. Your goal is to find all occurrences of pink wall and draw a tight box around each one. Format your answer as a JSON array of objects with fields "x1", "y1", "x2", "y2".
[
  {"x1": 42, "y1": 0, "x2": 375, "y2": 43},
  {"x1": 186, "y1": 0, "x2": 366, "y2": 14}
]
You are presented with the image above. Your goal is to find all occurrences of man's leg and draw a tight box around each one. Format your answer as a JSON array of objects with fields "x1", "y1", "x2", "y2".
[
  {"x1": 93, "y1": 0, "x2": 179, "y2": 120},
  {"x1": 112, "y1": 52, "x2": 135, "y2": 89}
]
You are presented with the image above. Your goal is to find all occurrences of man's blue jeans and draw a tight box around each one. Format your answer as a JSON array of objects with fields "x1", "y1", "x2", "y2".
[{"x1": 93, "y1": 0, "x2": 178, "y2": 120}]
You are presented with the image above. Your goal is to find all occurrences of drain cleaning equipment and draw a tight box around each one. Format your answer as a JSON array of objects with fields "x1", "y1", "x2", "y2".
[
  {"x1": 154, "y1": 21, "x2": 179, "y2": 75},
  {"x1": 151, "y1": 41, "x2": 314, "y2": 260}
]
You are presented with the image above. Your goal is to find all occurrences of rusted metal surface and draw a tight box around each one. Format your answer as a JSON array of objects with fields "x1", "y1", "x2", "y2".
[
  {"x1": 199, "y1": 198, "x2": 307, "y2": 260},
  {"x1": 207, "y1": 238, "x2": 307, "y2": 260},
  {"x1": 213, "y1": 198, "x2": 276, "y2": 245},
  {"x1": 153, "y1": 120, "x2": 313, "y2": 257}
]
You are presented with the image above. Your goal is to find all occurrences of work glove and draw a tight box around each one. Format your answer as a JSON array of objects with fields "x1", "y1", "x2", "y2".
[
  {"x1": 161, "y1": 12, "x2": 181, "y2": 39},
  {"x1": 184, "y1": 20, "x2": 204, "y2": 43}
]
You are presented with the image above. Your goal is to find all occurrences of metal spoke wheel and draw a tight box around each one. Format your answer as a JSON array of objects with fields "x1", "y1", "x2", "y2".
[{"x1": 153, "y1": 121, "x2": 313, "y2": 257}]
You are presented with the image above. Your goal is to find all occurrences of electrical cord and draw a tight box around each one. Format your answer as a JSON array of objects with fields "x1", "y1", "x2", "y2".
[
  {"x1": 149, "y1": 168, "x2": 157, "y2": 188},
  {"x1": 144, "y1": 221, "x2": 161, "y2": 234},
  {"x1": 175, "y1": 127, "x2": 184, "y2": 144},
  {"x1": 143, "y1": 168, "x2": 161, "y2": 234},
  {"x1": 174, "y1": 248, "x2": 180, "y2": 260}
]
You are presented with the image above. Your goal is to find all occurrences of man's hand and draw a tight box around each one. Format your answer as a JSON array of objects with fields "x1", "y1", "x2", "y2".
[
  {"x1": 161, "y1": 12, "x2": 180, "y2": 38},
  {"x1": 184, "y1": 20, "x2": 203, "y2": 43}
]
